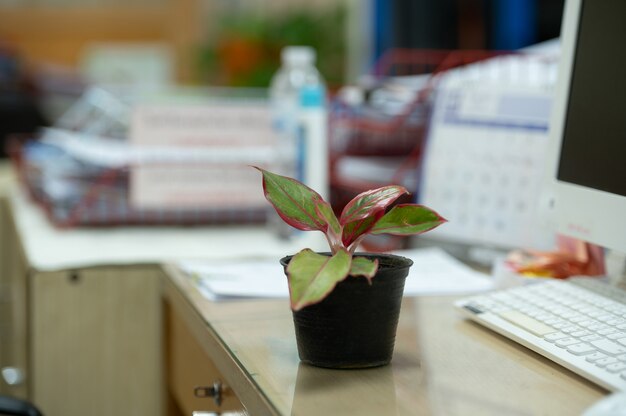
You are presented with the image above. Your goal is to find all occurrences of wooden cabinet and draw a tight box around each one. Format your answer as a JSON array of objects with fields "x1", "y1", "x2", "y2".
[
  {"x1": 0, "y1": 195, "x2": 29, "y2": 401},
  {"x1": 0, "y1": 196, "x2": 165, "y2": 416},
  {"x1": 30, "y1": 267, "x2": 163, "y2": 416}
]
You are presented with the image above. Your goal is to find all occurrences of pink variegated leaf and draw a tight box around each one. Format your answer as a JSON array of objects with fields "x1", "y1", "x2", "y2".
[
  {"x1": 341, "y1": 212, "x2": 385, "y2": 248},
  {"x1": 370, "y1": 204, "x2": 447, "y2": 235},
  {"x1": 339, "y1": 185, "x2": 408, "y2": 226},
  {"x1": 349, "y1": 256, "x2": 379, "y2": 284},
  {"x1": 255, "y1": 167, "x2": 326, "y2": 232},
  {"x1": 287, "y1": 248, "x2": 352, "y2": 310},
  {"x1": 314, "y1": 201, "x2": 342, "y2": 252}
]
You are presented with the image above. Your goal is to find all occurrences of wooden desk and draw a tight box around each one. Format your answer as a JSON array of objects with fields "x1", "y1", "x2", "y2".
[
  {"x1": 163, "y1": 264, "x2": 607, "y2": 415},
  {"x1": 0, "y1": 174, "x2": 609, "y2": 415}
]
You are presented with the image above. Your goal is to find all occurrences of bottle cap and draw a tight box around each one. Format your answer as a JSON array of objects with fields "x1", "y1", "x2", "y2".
[
  {"x1": 338, "y1": 86, "x2": 364, "y2": 106},
  {"x1": 281, "y1": 46, "x2": 316, "y2": 66}
]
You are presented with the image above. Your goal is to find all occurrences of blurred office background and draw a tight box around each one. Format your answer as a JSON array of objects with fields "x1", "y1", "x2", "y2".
[{"x1": 0, "y1": 0, "x2": 564, "y2": 154}]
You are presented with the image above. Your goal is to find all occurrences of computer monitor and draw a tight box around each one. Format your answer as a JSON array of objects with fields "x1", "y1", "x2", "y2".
[{"x1": 547, "y1": 0, "x2": 626, "y2": 253}]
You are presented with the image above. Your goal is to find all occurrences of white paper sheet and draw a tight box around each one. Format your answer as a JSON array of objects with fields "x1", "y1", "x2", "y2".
[
  {"x1": 178, "y1": 259, "x2": 288, "y2": 301},
  {"x1": 395, "y1": 247, "x2": 494, "y2": 296},
  {"x1": 178, "y1": 247, "x2": 493, "y2": 302}
]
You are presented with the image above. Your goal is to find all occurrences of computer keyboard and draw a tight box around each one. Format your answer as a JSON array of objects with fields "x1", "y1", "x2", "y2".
[{"x1": 455, "y1": 277, "x2": 626, "y2": 391}]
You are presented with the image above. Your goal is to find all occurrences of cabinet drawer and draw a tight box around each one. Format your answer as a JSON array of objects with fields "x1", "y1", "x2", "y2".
[{"x1": 166, "y1": 302, "x2": 243, "y2": 415}]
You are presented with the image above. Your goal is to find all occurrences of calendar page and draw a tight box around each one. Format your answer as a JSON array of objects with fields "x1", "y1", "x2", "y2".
[{"x1": 420, "y1": 55, "x2": 558, "y2": 250}]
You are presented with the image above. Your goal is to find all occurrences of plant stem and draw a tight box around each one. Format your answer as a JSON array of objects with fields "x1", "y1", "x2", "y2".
[
  {"x1": 325, "y1": 233, "x2": 338, "y2": 254},
  {"x1": 348, "y1": 235, "x2": 367, "y2": 254}
]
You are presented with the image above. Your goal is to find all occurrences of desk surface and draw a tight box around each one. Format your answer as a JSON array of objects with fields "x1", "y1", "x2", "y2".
[
  {"x1": 6, "y1": 185, "x2": 327, "y2": 271},
  {"x1": 164, "y1": 264, "x2": 606, "y2": 416}
]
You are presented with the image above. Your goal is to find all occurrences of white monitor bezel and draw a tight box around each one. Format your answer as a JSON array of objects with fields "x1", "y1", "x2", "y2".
[{"x1": 548, "y1": 0, "x2": 626, "y2": 252}]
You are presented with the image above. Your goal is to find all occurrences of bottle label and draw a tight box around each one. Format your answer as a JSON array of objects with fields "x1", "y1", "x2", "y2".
[{"x1": 299, "y1": 85, "x2": 326, "y2": 108}]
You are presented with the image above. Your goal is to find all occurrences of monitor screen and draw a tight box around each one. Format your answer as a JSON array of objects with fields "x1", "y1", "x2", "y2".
[
  {"x1": 549, "y1": 0, "x2": 626, "y2": 252},
  {"x1": 557, "y1": 1, "x2": 626, "y2": 197}
]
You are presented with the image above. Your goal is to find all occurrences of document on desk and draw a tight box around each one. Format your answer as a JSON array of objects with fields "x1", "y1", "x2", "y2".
[
  {"x1": 178, "y1": 247, "x2": 492, "y2": 301},
  {"x1": 178, "y1": 258, "x2": 288, "y2": 301},
  {"x1": 395, "y1": 247, "x2": 493, "y2": 296}
]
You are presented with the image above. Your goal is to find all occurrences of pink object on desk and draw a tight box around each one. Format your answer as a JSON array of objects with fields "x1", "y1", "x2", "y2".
[{"x1": 506, "y1": 235, "x2": 606, "y2": 279}]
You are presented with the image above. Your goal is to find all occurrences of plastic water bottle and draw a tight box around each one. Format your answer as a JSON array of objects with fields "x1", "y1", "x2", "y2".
[{"x1": 268, "y1": 46, "x2": 328, "y2": 239}]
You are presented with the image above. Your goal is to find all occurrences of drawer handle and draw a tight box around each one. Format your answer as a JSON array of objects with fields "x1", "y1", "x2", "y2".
[
  {"x1": 194, "y1": 380, "x2": 229, "y2": 407},
  {"x1": 1, "y1": 367, "x2": 24, "y2": 386}
]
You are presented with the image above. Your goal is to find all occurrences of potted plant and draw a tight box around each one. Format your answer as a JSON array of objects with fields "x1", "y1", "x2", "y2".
[{"x1": 255, "y1": 167, "x2": 446, "y2": 368}]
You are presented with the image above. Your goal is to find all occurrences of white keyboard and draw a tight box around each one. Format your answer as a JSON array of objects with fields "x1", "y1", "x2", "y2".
[{"x1": 456, "y1": 277, "x2": 626, "y2": 391}]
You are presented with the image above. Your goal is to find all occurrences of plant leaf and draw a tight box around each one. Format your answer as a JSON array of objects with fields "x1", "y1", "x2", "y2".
[
  {"x1": 349, "y1": 256, "x2": 379, "y2": 284},
  {"x1": 341, "y1": 213, "x2": 383, "y2": 248},
  {"x1": 287, "y1": 248, "x2": 351, "y2": 311},
  {"x1": 339, "y1": 185, "x2": 408, "y2": 226},
  {"x1": 315, "y1": 200, "x2": 341, "y2": 237},
  {"x1": 370, "y1": 204, "x2": 447, "y2": 235},
  {"x1": 314, "y1": 200, "x2": 342, "y2": 251},
  {"x1": 255, "y1": 167, "x2": 326, "y2": 232}
]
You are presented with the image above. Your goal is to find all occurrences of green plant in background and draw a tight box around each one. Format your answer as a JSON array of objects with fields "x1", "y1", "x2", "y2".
[
  {"x1": 197, "y1": 5, "x2": 346, "y2": 88},
  {"x1": 254, "y1": 167, "x2": 447, "y2": 311}
]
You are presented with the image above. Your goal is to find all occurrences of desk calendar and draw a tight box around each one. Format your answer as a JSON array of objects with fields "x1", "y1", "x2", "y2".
[{"x1": 420, "y1": 54, "x2": 559, "y2": 250}]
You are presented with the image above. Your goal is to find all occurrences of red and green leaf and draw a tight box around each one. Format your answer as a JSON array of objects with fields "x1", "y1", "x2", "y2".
[
  {"x1": 349, "y1": 256, "x2": 379, "y2": 284},
  {"x1": 370, "y1": 204, "x2": 447, "y2": 236},
  {"x1": 286, "y1": 248, "x2": 352, "y2": 311},
  {"x1": 341, "y1": 212, "x2": 384, "y2": 248},
  {"x1": 255, "y1": 167, "x2": 326, "y2": 232},
  {"x1": 314, "y1": 201, "x2": 342, "y2": 252},
  {"x1": 339, "y1": 185, "x2": 408, "y2": 226}
]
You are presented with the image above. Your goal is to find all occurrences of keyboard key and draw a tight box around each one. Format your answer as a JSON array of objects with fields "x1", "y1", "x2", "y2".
[
  {"x1": 544, "y1": 332, "x2": 568, "y2": 342},
  {"x1": 581, "y1": 334, "x2": 603, "y2": 342},
  {"x1": 595, "y1": 357, "x2": 618, "y2": 368},
  {"x1": 566, "y1": 343, "x2": 596, "y2": 355},
  {"x1": 569, "y1": 316, "x2": 587, "y2": 323},
  {"x1": 586, "y1": 352, "x2": 608, "y2": 362},
  {"x1": 606, "y1": 362, "x2": 626, "y2": 373},
  {"x1": 597, "y1": 327, "x2": 618, "y2": 336},
  {"x1": 588, "y1": 324, "x2": 610, "y2": 332},
  {"x1": 590, "y1": 339, "x2": 626, "y2": 355},
  {"x1": 555, "y1": 337, "x2": 580, "y2": 348},
  {"x1": 561, "y1": 326, "x2": 582, "y2": 334},
  {"x1": 559, "y1": 311, "x2": 578, "y2": 319}
]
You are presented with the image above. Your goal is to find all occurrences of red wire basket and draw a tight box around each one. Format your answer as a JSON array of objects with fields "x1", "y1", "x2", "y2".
[
  {"x1": 329, "y1": 48, "x2": 515, "y2": 250},
  {"x1": 7, "y1": 136, "x2": 267, "y2": 228}
]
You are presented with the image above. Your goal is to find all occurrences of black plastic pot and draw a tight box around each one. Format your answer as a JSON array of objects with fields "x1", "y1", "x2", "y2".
[{"x1": 280, "y1": 253, "x2": 413, "y2": 369}]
